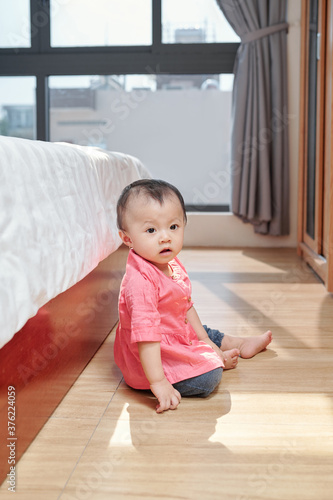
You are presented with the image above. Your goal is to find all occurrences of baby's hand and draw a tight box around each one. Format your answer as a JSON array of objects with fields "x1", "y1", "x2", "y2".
[{"x1": 150, "y1": 378, "x2": 181, "y2": 413}]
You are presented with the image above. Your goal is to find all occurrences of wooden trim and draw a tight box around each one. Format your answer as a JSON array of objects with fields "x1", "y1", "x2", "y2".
[
  {"x1": 315, "y1": 0, "x2": 327, "y2": 256},
  {"x1": 297, "y1": 2, "x2": 308, "y2": 255},
  {"x1": 323, "y1": 0, "x2": 332, "y2": 261},
  {"x1": 298, "y1": 0, "x2": 333, "y2": 292},
  {"x1": 299, "y1": 0, "x2": 320, "y2": 255},
  {"x1": 303, "y1": 0, "x2": 317, "y2": 255},
  {"x1": 327, "y1": 162, "x2": 333, "y2": 291},
  {"x1": 299, "y1": 0, "x2": 327, "y2": 256},
  {"x1": 299, "y1": 241, "x2": 327, "y2": 283},
  {"x1": 325, "y1": 0, "x2": 333, "y2": 292},
  {"x1": 297, "y1": 0, "x2": 309, "y2": 256}
]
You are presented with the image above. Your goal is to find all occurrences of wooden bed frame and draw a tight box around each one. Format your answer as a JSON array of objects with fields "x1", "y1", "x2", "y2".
[{"x1": 0, "y1": 245, "x2": 128, "y2": 485}]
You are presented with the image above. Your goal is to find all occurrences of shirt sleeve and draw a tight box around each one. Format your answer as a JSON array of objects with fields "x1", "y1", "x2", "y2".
[{"x1": 124, "y1": 272, "x2": 162, "y2": 343}]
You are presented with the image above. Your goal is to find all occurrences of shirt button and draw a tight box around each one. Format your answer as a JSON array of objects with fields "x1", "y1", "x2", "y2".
[
  {"x1": 189, "y1": 340, "x2": 192, "y2": 345},
  {"x1": 188, "y1": 296, "x2": 191, "y2": 302},
  {"x1": 185, "y1": 318, "x2": 188, "y2": 324}
]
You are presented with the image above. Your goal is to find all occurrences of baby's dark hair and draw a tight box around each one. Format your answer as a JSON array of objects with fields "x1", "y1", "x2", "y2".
[{"x1": 117, "y1": 178, "x2": 187, "y2": 230}]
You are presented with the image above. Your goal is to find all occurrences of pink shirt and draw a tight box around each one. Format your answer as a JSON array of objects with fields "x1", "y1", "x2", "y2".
[{"x1": 114, "y1": 249, "x2": 222, "y2": 389}]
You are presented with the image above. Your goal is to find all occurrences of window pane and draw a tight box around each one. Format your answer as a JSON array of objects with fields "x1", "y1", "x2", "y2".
[
  {"x1": 0, "y1": 77, "x2": 36, "y2": 140},
  {"x1": 49, "y1": 74, "x2": 233, "y2": 209},
  {"x1": 162, "y1": 0, "x2": 239, "y2": 44},
  {"x1": 0, "y1": 0, "x2": 31, "y2": 48},
  {"x1": 306, "y1": 0, "x2": 318, "y2": 239},
  {"x1": 50, "y1": 0, "x2": 152, "y2": 47}
]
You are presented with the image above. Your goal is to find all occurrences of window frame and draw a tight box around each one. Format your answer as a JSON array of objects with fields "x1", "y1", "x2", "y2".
[{"x1": 0, "y1": 0, "x2": 238, "y2": 142}]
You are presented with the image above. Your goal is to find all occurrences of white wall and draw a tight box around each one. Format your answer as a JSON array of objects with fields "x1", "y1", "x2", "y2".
[
  {"x1": 184, "y1": 0, "x2": 302, "y2": 247},
  {"x1": 96, "y1": 89, "x2": 233, "y2": 207}
]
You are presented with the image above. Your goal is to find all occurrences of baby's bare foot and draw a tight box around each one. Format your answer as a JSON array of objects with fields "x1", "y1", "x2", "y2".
[
  {"x1": 222, "y1": 348, "x2": 240, "y2": 370},
  {"x1": 239, "y1": 330, "x2": 273, "y2": 359}
]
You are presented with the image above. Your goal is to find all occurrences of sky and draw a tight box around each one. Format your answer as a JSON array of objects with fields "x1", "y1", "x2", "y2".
[{"x1": 0, "y1": 0, "x2": 239, "y2": 105}]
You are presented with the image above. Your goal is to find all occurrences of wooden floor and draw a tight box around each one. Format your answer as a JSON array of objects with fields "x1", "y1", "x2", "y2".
[{"x1": 1, "y1": 248, "x2": 333, "y2": 500}]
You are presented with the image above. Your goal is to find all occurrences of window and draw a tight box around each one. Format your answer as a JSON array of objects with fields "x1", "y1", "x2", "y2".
[
  {"x1": 0, "y1": 77, "x2": 36, "y2": 139},
  {"x1": 162, "y1": 0, "x2": 240, "y2": 44},
  {"x1": 306, "y1": 0, "x2": 318, "y2": 239},
  {"x1": 0, "y1": 0, "x2": 31, "y2": 48},
  {"x1": 0, "y1": 0, "x2": 239, "y2": 211},
  {"x1": 50, "y1": 0, "x2": 152, "y2": 47}
]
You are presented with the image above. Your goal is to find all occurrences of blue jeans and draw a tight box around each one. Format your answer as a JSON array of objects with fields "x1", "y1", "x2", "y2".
[{"x1": 172, "y1": 326, "x2": 224, "y2": 398}]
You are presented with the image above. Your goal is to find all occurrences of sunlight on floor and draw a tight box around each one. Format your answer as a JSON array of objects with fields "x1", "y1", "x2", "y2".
[
  {"x1": 109, "y1": 402, "x2": 134, "y2": 448},
  {"x1": 209, "y1": 391, "x2": 333, "y2": 453}
]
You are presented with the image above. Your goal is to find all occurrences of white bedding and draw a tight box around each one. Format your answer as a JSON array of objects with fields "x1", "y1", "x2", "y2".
[{"x1": 0, "y1": 136, "x2": 150, "y2": 349}]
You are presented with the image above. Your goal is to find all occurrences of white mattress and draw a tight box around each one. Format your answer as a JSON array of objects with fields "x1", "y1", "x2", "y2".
[{"x1": 0, "y1": 136, "x2": 150, "y2": 349}]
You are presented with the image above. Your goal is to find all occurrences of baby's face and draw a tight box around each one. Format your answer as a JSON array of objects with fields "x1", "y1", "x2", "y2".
[{"x1": 120, "y1": 192, "x2": 185, "y2": 273}]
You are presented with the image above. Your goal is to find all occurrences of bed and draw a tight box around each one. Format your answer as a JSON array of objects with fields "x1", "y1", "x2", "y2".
[{"x1": 0, "y1": 136, "x2": 150, "y2": 484}]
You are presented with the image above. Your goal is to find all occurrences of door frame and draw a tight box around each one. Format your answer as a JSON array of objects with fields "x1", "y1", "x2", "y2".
[{"x1": 298, "y1": 0, "x2": 333, "y2": 291}]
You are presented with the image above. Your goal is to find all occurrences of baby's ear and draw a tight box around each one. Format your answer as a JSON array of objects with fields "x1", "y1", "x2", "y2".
[{"x1": 119, "y1": 230, "x2": 132, "y2": 247}]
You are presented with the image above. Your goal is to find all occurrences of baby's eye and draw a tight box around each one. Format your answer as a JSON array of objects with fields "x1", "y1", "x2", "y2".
[
  {"x1": 146, "y1": 227, "x2": 156, "y2": 234},
  {"x1": 170, "y1": 224, "x2": 178, "y2": 230}
]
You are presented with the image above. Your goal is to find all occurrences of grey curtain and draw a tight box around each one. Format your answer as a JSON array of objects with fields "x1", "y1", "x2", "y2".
[{"x1": 216, "y1": 0, "x2": 290, "y2": 235}]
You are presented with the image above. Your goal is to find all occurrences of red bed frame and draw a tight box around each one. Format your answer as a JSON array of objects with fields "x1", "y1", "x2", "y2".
[{"x1": 0, "y1": 245, "x2": 128, "y2": 485}]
